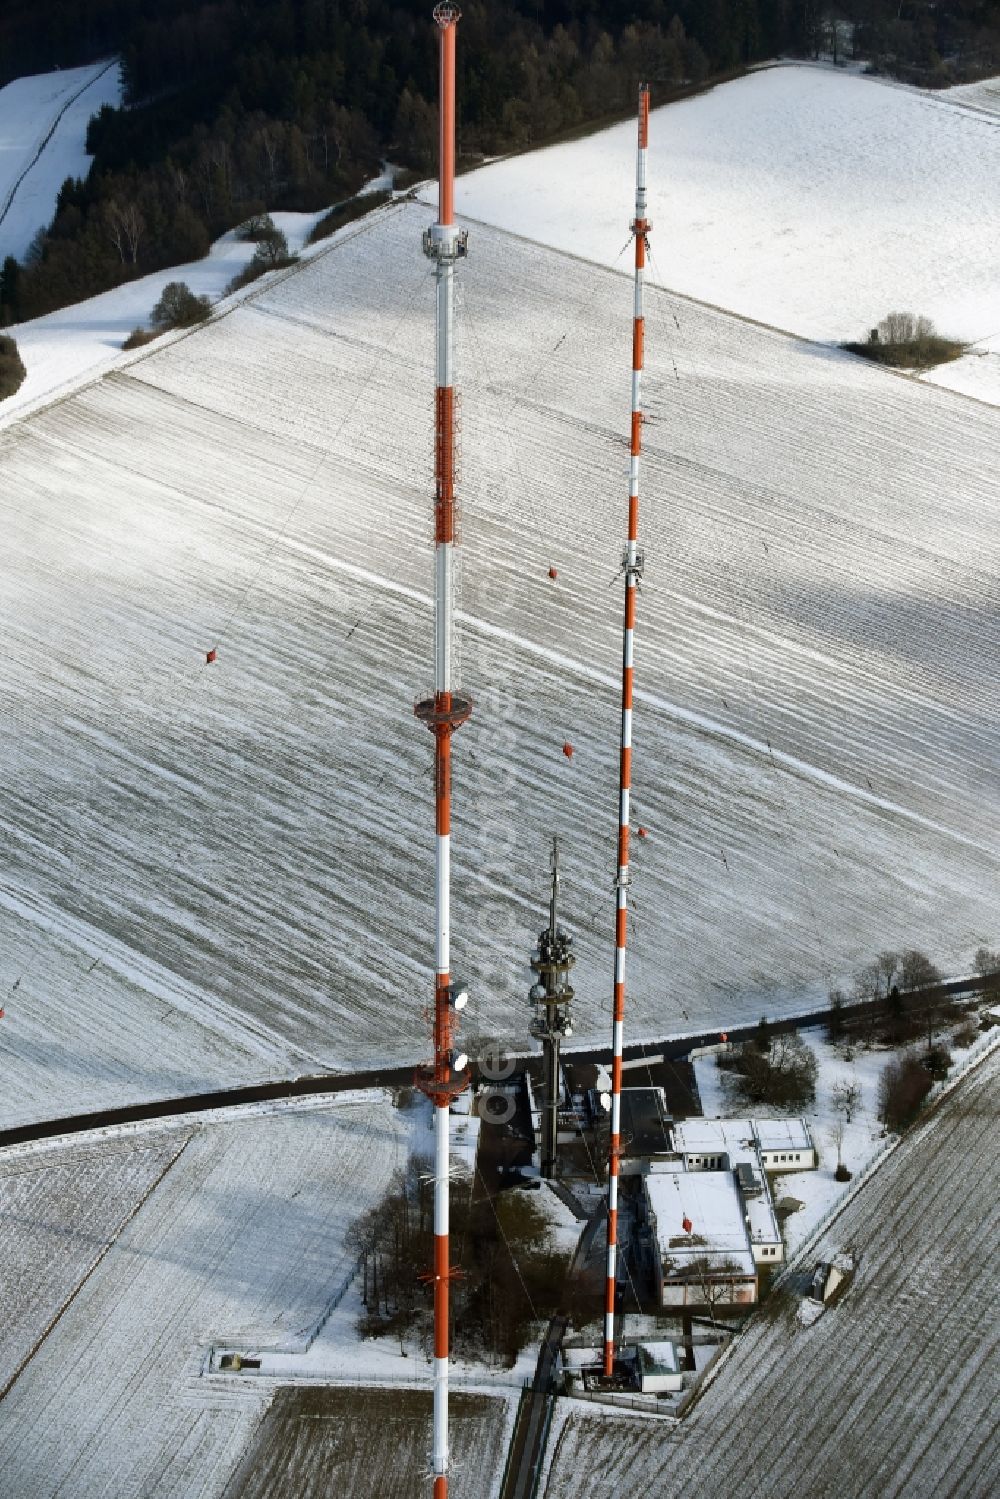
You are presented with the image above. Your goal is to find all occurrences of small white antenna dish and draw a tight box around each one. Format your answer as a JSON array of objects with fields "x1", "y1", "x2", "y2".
[{"x1": 599, "y1": 1091, "x2": 612, "y2": 1111}]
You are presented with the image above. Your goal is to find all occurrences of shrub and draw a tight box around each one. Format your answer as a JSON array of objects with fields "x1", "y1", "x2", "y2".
[
  {"x1": 974, "y1": 946, "x2": 1000, "y2": 977},
  {"x1": 877, "y1": 1053, "x2": 932, "y2": 1131},
  {"x1": 151, "y1": 281, "x2": 211, "y2": 330},
  {"x1": 0, "y1": 333, "x2": 26, "y2": 399},
  {"x1": 224, "y1": 249, "x2": 298, "y2": 297},
  {"x1": 122, "y1": 327, "x2": 158, "y2": 350},
  {"x1": 843, "y1": 312, "x2": 965, "y2": 371},
  {"x1": 922, "y1": 1045, "x2": 952, "y2": 1082},
  {"x1": 730, "y1": 1032, "x2": 818, "y2": 1109},
  {"x1": 237, "y1": 211, "x2": 274, "y2": 241},
  {"x1": 307, "y1": 190, "x2": 392, "y2": 245}
]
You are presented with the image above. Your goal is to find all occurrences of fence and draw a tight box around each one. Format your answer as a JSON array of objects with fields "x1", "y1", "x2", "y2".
[
  {"x1": 528, "y1": 1395, "x2": 556, "y2": 1499},
  {"x1": 565, "y1": 1387, "x2": 679, "y2": 1419}
]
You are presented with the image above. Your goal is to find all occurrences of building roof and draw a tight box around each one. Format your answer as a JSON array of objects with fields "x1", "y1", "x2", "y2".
[
  {"x1": 638, "y1": 1340, "x2": 680, "y2": 1375},
  {"x1": 671, "y1": 1117, "x2": 813, "y2": 1160},
  {"x1": 618, "y1": 1086, "x2": 672, "y2": 1156},
  {"x1": 752, "y1": 1118, "x2": 814, "y2": 1153},
  {"x1": 744, "y1": 1183, "x2": 782, "y2": 1247},
  {"x1": 671, "y1": 1118, "x2": 757, "y2": 1166},
  {"x1": 644, "y1": 1171, "x2": 755, "y2": 1277}
]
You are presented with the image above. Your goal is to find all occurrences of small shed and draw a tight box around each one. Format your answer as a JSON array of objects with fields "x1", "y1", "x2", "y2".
[
  {"x1": 637, "y1": 1340, "x2": 683, "y2": 1394},
  {"x1": 810, "y1": 1252, "x2": 855, "y2": 1304}
]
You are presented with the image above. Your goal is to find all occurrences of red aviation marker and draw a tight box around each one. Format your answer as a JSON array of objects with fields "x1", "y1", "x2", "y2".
[
  {"x1": 413, "y1": 8, "x2": 470, "y2": 1499},
  {"x1": 603, "y1": 84, "x2": 651, "y2": 1379}
]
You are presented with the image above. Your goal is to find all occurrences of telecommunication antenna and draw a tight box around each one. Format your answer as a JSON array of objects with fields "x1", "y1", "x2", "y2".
[
  {"x1": 413, "y1": 7, "x2": 470, "y2": 1496},
  {"x1": 602, "y1": 83, "x2": 651, "y2": 1380},
  {"x1": 528, "y1": 837, "x2": 575, "y2": 1177}
]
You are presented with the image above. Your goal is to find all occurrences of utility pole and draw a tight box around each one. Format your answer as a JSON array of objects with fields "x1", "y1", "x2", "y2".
[
  {"x1": 529, "y1": 838, "x2": 575, "y2": 1178},
  {"x1": 413, "y1": 8, "x2": 470, "y2": 1498},
  {"x1": 602, "y1": 84, "x2": 651, "y2": 1380}
]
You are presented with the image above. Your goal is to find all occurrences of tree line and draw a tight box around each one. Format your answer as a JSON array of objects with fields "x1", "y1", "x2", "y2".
[
  {"x1": 348, "y1": 1146, "x2": 566, "y2": 1365},
  {"x1": 3, "y1": 2, "x2": 999, "y2": 330}
]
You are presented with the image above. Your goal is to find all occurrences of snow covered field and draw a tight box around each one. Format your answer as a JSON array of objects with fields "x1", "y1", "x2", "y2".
[
  {"x1": 0, "y1": 1094, "x2": 407, "y2": 1497},
  {"x1": 0, "y1": 1131, "x2": 186, "y2": 1395},
  {"x1": 0, "y1": 198, "x2": 996, "y2": 1124},
  {"x1": 0, "y1": 61, "x2": 121, "y2": 263},
  {"x1": 220, "y1": 1386, "x2": 508, "y2": 1499},
  {"x1": 453, "y1": 65, "x2": 1000, "y2": 405},
  {"x1": 542, "y1": 1044, "x2": 1000, "y2": 1498},
  {"x1": 946, "y1": 75, "x2": 1000, "y2": 116},
  {"x1": 3, "y1": 210, "x2": 332, "y2": 421}
]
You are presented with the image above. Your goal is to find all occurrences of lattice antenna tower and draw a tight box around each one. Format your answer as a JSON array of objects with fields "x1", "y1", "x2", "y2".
[
  {"x1": 528, "y1": 837, "x2": 576, "y2": 1178},
  {"x1": 413, "y1": 7, "x2": 471, "y2": 1498},
  {"x1": 603, "y1": 84, "x2": 651, "y2": 1379}
]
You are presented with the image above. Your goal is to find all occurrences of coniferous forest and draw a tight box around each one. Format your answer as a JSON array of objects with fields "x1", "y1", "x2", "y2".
[{"x1": 2, "y1": 1, "x2": 999, "y2": 327}]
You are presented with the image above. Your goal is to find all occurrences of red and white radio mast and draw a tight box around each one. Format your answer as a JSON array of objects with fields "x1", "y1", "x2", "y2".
[
  {"x1": 603, "y1": 84, "x2": 651, "y2": 1379},
  {"x1": 414, "y1": 7, "x2": 470, "y2": 1496}
]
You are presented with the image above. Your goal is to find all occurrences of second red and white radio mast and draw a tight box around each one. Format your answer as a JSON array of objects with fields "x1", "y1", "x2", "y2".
[{"x1": 603, "y1": 83, "x2": 651, "y2": 1379}]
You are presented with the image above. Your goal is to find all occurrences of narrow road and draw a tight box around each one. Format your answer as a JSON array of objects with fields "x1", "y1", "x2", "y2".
[
  {"x1": 0, "y1": 61, "x2": 118, "y2": 233},
  {"x1": 501, "y1": 1315, "x2": 567, "y2": 1499},
  {"x1": 1, "y1": 972, "x2": 992, "y2": 1150}
]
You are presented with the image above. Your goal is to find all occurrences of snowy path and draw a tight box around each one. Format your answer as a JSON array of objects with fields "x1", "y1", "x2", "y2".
[{"x1": 0, "y1": 61, "x2": 121, "y2": 263}]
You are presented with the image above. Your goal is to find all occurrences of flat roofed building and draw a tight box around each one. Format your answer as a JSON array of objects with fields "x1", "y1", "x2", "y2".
[
  {"x1": 637, "y1": 1340, "x2": 683, "y2": 1394},
  {"x1": 741, "y1": 1162, "x2": 783, "y2": 1265},
  {"x1": 643, "y1": 1171, "x2": 758, "y2": 1309},
  {"x1": 751, "y1": 1118, "x2": 816, "y2": 1170},
  {"x1": 671, "y1": 1118, "x2": 756, "y2": 1172},
  {"x1": 672, "y1": 1117, "x2": 815, "y2": 1173}
]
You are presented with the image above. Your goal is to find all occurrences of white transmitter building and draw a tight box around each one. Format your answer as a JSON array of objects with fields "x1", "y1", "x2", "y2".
[{"x1": 641, "y1": 1118, "x2": 815, "y2": 1310}]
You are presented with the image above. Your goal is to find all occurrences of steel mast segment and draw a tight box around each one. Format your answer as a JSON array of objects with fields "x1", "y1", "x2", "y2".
[
  {"x1": 603, "y1": 83, "x2": 650, "y2": 1380},
  {"x1": 414, "y1": 6, "x2": 470, "y2": 1499}
]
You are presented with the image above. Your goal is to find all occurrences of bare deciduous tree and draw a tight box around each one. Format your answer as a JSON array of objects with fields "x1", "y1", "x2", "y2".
[
  {"x1": 875, "y1": 311, "x2": 935, "y2": 344},
  {"x1": 828, "y1": 1118, "x2": 846, "y2": 1173},
  {"x1": 685, "y1": 1254, "x2": 749, "y2": 1325},
  {"x1": 899, "y1": 949, "x2": 941, "y2": 990},
  {"x1": 974, "y1": 946, "x2": 1000, "y2": 976},
  {"x1": 104, "y1": 198, "x2": 145, "y2": 264},
  {"x1": 831, "y1": 1079, "x2": 862, "y2": 1123}
]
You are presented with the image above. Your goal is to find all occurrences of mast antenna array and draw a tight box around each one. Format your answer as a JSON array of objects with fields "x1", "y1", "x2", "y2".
[
  {"x1": 528, "y1": 837, "x2": 575, "y2": 1178},
  {"x1": 602, "y1": 83, "x2": 651, "y2": 1380},
  {"x1": 413, "y1": 7, "x2": 470, "y2": 1498}
]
